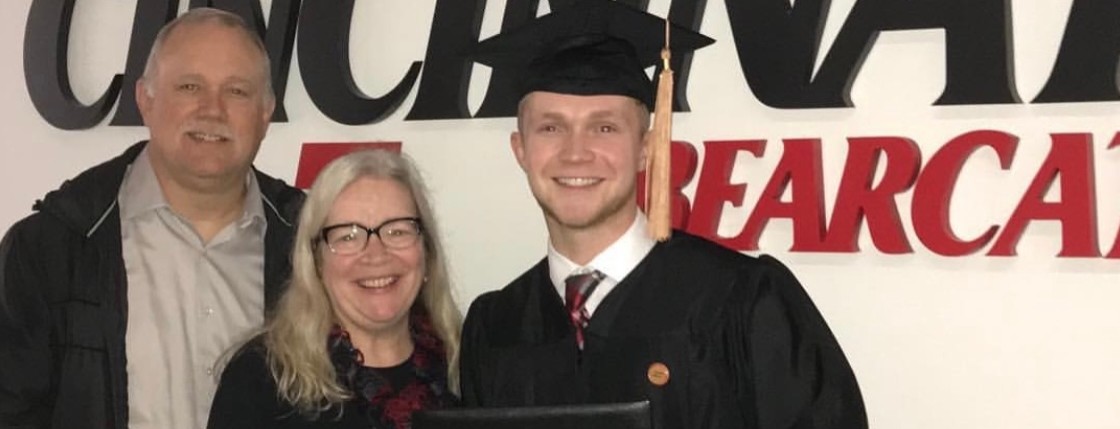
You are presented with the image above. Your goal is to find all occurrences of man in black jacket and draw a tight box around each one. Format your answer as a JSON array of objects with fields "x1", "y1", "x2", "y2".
[{"x1": 0, "y1": 8, "x2": 303, "y2": 429}]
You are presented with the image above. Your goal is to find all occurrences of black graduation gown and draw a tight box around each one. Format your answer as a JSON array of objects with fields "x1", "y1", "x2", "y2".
[{"x1": 459, "y1": 231, "x2": 867, "y2": 429}]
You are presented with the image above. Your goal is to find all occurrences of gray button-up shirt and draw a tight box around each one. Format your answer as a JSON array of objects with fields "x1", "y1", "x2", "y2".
[{"x1": 118, "y1": 149, "x2": 267, "y2": 429}]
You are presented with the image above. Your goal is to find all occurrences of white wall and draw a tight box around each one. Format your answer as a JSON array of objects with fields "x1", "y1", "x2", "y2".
[{"x1": 1, "y1": 1, "x2": 1117, "y2": 428}]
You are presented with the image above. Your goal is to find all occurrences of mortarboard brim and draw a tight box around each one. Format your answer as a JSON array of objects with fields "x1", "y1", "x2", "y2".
[{"x1": 471, "y1": 0, "x2": 715, "y2": 108}]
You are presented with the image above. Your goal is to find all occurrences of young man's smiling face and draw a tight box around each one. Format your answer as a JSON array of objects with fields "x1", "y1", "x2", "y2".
[{"x1": 512, "y1": 91, "x2": 649, "y2": 239}]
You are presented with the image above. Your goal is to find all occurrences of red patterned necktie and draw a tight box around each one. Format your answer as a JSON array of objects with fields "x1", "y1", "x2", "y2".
[{"x1": 565, "y1": 270, "x2": 605, "y2": 349}]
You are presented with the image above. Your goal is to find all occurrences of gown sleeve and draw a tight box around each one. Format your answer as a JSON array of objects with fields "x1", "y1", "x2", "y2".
[
  {"x1": 725, "y1": 255, "x2": 867, "y2": 429},
  {"x1": 457, "y1": 293, "x2": 492, "y2": 407}
]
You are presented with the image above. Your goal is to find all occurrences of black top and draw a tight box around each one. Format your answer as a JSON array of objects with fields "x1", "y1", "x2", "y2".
[
  {"x1": 460, "y1": 231, "x2": 867, "y2": 429},
  {"x1": 208, "y1": 343, "x2": 371, "y2": 429},
  {"x1": 210, "y1": 319, "x2": 457, "y2": 429}
]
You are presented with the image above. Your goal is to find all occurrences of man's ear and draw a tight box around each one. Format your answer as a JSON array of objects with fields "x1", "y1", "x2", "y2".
[
  {"x1": 261, "y1": 94, "x2": 276, "y2": 125},
  {"x1": 510, "y1": 131, "x2": 528, "y2": 172},
  {"x1": 135, "y1": 79, "x2": 151, "y2": 124}
]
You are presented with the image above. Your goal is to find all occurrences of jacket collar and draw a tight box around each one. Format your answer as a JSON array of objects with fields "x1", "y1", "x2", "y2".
[
  {"x1": 34, "y1": 141, "x2": 146, "y2": 236},
  {"x1": 34, "y1": 141, "x2": 302, "y2": 236}
]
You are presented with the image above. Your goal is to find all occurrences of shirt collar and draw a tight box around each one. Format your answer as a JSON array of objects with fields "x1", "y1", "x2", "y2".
[
  {"x1": 239, "y1": 171, "x2": 267, "y2": 228},
  {"x1": 118, "y1": 147, "x2": 169, "y2": 221},
  {"x1": 118, "y1": 147, "x2": 266, "y2": 228},
  {"x1": 548, "y1": 212, "x2": 656, "y2": 292}
]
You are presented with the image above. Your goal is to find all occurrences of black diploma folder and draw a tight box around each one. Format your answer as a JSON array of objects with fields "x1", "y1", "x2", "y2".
[{"x1": 413, "y1": 401, "x2": 652, "y2": 429}]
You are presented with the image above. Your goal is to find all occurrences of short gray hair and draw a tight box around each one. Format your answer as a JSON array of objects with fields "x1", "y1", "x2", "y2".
[{"x1": 141, "y1": 7, "x2": 273, "y2": 100}]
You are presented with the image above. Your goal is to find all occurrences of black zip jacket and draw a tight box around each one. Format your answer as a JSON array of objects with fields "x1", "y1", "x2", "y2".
[{"x1": 0, "y1": 141, "x2": 305, "y2": 429}]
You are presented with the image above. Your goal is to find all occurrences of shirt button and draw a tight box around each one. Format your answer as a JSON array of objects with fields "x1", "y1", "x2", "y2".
[
  {"x1": 203, "y1": 307, "x2": 215, "y2": 316},
  {"x1": 205, "y1": 367, "x2": 214, "y2": 375}
]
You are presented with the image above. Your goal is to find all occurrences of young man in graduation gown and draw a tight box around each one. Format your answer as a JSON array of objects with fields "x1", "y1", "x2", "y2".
[{"x1": 458, "y1": 1, "x2": 868, "y2": 428}]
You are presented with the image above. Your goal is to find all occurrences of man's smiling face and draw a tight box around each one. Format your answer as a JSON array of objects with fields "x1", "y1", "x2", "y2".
[{"x1": 512, "y1": 91, "x2": 649, "y2": 236}]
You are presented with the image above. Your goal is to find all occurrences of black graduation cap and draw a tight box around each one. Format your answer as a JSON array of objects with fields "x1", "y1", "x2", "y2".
[
  {"x1": 471, "y1": 0, "x2": 715, "y2": 108},
  {"x1": 473, "y1": 0, "x2": 714, "y2": 240}
]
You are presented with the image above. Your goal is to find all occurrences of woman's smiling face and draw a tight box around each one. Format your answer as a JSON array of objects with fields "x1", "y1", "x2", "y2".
[{"x1": 319, "y1": 177, "x2": 425, "y2": 338}]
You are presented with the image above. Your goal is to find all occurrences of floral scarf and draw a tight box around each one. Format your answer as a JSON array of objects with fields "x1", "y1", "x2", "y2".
[{"x1": 328, "y1": 310, "x2": 456, "y2": 428}]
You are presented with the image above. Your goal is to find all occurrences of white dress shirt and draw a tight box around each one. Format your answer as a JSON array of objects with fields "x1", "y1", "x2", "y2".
[
  {"x1": 119, "y1": 149, "x2": 266, "y2": 429},
  {"x1": 548, "y1": 213, "x2": 656, "y2": 316}
]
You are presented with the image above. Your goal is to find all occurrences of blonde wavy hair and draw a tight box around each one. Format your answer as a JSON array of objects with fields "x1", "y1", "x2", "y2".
[{"x1": 263, "y1": 149, "x2": 461, "y2": 415}]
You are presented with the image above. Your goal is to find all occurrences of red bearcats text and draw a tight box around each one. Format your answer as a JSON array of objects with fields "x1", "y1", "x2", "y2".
[{"x1": 640, "y1": 131, "x2": 1119, "y2": 258}]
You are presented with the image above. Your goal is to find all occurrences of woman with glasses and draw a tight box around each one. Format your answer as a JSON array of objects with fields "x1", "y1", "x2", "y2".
[{"x1": 208, "y1": 150, "x2": 461, "y2": 428}]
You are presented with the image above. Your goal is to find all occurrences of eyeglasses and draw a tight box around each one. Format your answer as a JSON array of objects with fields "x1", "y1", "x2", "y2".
[{"x1": 320, "y1": 217, "x2": 423, "y2": 255}]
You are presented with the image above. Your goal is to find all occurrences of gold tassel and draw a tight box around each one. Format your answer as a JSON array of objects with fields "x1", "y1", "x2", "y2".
[{"x1": 645, "y1": 20, "x2": 673, "y2": 241}]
